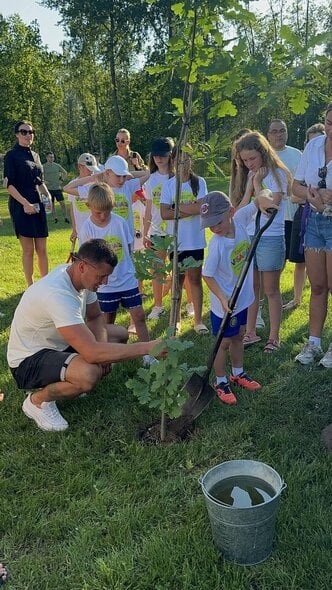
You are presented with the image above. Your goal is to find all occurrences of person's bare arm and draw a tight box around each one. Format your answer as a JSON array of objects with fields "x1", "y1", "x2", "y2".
[
  {"x1": 58, "y1": 322, "x2": 164, "y2": 364},
  {"x1": 130, "y1": 170, "x2": 150, "y2": 184},
  {"x1": 160, "y1": 203, "x2": 191, "y2": 220},
  {"x1": 292, "y1": 179, "x2": 309, "y2": 201},
  {"x1": 63, "y1": 172, "x2": 103, "y2": 196},
  {"x1": 203, "y1": 276, "x2": 232, "y2": 313}
]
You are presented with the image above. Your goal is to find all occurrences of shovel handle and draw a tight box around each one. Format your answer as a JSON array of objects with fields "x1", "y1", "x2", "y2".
[{"x1": 66, "y1": 237, "x2": 77, "y2": 263}]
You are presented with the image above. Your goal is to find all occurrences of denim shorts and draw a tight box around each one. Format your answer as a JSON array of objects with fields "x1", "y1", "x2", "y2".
[
  {"x1": 210, "y1": 308, "x2": 248, "y2": 338},
  {"x1": 253, "y1": 235, "x2": 285, "y2": 271},
  {"x1": 97, "y1": 287, "x2": 142, "y2": 313},
  {"x1": 304, "y1": 211, "x2": 332, "y2": 252}
]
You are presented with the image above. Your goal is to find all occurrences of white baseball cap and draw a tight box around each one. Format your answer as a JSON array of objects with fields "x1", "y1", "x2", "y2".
[
  {"x1": 104, "y1": 155, "x2": 133, "y2": 177},
  {"x1": 77, "y1": 153, "x2": 100, "y2": 173}
]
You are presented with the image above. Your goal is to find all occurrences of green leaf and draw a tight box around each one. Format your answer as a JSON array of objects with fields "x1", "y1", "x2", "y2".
[
  {"x1": 288, "y1": 89, "x2": 309, "y2": 115},
  {"x1": 171, "y1": 98, "x2": 184, "y2": 115},
  {"x1": 279, "y1": 25, "x2": 301, "y2": 50},
  {"x1": 171, "y1": 2, "x2": 184, "y2": 16},
  {"x1": 216, "y1": 99, "x2": 237, "y2": 118}
]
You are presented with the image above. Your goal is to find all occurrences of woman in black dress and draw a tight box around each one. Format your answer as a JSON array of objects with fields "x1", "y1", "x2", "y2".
[{"x1": 4, "y1": 120, "x2": 52, "y2": 286}]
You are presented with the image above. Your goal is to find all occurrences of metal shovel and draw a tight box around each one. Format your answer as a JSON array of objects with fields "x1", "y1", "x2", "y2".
[{"x1": 181, "y1": 208, "x2": 278, "y2": 421}]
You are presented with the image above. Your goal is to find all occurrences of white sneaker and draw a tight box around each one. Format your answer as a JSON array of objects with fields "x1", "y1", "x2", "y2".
[
  {"x1": 295, "y1": 342, "x2": 323, "y2": 365},
  {"x1": 319, "y1": 343, "x2": 332, "y2": 368},
  {"x1": 22, "y1": 393, "x2": 68, "y2": 431},
  {"x1": 143, "y1": 354, "x2": 159, "y2": 367},
  {"x1": 128, "y1": 324, "x2": 137, "y2": 335},
  {"x1": 185, "y1": 302, "x2": 195, "y2": 317},
  {"x1": 147, "y1": 306, "x2": 165, "y2": 320},
  {"x1": 256, "y1": 306, "x2": 265, "y2": 329}
]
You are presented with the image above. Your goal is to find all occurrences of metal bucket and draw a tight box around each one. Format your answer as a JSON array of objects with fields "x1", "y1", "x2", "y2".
[{"x1": 200, "y1": 460, "x2": 286, "y2": 565}]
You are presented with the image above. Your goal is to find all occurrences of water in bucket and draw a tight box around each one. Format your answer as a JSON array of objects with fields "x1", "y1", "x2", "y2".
[{"x1": 209, "y1": 475, "x2": 275, "y2": 508}]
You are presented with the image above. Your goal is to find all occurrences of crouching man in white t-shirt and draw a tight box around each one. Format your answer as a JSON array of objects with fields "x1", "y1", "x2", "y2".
[{"x1": 7, "y1": 238, "x2": 166, "y2": 432}]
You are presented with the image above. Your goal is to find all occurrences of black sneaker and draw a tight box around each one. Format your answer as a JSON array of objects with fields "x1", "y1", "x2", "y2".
[{"x1": 65, "y1": 218, "x2": 70, "y2": 224}]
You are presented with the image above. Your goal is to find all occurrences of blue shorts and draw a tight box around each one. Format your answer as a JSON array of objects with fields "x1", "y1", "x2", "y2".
[
  {"x1": 97, "y1": 287, "x2": 142, "y2": 313},
  {"x1": 253, "y1": 235, "x2": 285, "y2": 271},
  {"x1": 304, "y1": 210, "x2": 332, "y2": 252},
  {"x1": 210, "y1": 308, "x2": 248, "y2": 338}
]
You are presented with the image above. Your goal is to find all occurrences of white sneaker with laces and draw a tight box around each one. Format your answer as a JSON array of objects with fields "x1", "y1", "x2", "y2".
[
  {"x1": 22, "y1": 393, "x2": 68, "y2": 431},
  {"x1": 295, "y1": 342, "x2": 323, "y2": 365},
  {"x1": 319, "y1": 343, "x2": 332, "y2": 368},
  {"x1": 256, "y1": 306, "x2": 265, "y2": 329},
  {"x1": 185, "y1": 302, "x2": 195, "y2": 317},
  {"x1": 142, "y1": 355, "x2": 159, "y2": 367},
  {"x1": 147, "y1": 306, "x2": 165, "y2": 320}
]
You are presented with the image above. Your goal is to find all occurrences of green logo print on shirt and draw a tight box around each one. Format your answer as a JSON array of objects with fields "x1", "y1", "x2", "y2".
[
  {"x1": 113, "y1": 193, "x2": 129, "y2": 219},
  {"x1": 230, "y1": 240, "x2": 250, "y2": 276}
]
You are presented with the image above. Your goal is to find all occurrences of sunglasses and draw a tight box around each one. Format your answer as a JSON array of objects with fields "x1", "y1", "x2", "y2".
[
  {"x1": 72, "y1": 255, "x2": 98, "y2": 269},
  {"x1": 318, "y1": 166, "x2": 327, "y2": 189},
  {"x1": 18, "y1": 129, "x2": 35, "y2": 136},
  {"x1": 115, "y1": 138, "x2": 127, "y2": 143}
]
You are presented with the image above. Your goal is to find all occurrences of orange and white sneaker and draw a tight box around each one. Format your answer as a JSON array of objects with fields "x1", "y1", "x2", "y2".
[
  {"x1": 230, "y1": 372, "x2": 261, "y2": 390},
  {"x1": 214, "y1": 381, "x2": 237, "y2": 405}
]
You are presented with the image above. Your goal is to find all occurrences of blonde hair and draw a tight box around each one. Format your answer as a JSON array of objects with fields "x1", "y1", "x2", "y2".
[
  {"x1": 117, "y1": 128, "x2": 130, "y2": 140},
  {"x1": 87, "y1": 183, "x2": 115, "y2": 212},
  {"x1": 230, "y1": 131, "x2": 292, "y2": 207}
]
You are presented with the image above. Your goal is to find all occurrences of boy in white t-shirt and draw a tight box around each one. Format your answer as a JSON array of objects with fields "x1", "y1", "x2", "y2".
[
  {"x1": 201, "y1": 191, "x2": 265, "y2": 405},
  {"x1": 78, "y1": 182, "x2": 154, "y2": 364}
]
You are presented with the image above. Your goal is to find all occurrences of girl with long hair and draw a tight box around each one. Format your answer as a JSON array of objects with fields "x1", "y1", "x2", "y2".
[
  {"x1": 160, "y1": 145, "x2": 209, "y2": 333},
  {"x1": 231, "y1": 131, "x2": 292, "y2": 352}
]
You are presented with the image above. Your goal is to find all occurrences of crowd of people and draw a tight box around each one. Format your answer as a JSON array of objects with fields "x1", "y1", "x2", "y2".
[{"x1": 2, "y1": 108, "x2": 332, "y2": 444}]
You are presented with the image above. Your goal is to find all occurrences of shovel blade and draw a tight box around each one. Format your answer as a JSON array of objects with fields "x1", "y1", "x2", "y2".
[{"x1": 181, "y1": 372, "x2": 216, "y2": 420}]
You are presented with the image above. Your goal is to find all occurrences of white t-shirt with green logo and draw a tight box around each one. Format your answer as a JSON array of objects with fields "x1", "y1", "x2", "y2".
[
  {"x1": 160, "y1": 176, "x2": 207, "y2": 251},
  {"x1": 79, "y1": 212, "x2": 137, "y2": 293},
  {"x1": 145, "y1": 171, "x2": 170, "y2": 236},
  {"x1": 203, "y1": 202, "x2": 256, "y2": 319}
]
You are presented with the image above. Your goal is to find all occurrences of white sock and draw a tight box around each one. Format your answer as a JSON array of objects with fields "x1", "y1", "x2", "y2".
[
  {"x1": 232, "y1": 367, "x2": 243, "y2": 377},
  {"x1": 309, "y1": 336, "x2": 321, "y2": 347},
  {"x1": 216, "y1": 375, "x2": 228, "y2": 385}
]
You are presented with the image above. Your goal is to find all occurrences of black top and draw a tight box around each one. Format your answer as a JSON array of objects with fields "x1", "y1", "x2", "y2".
[
  {"x1": 4, "y1": 143, "x2": 44, "y2": 202},
  {"x1": 4, "y1": 143, "x2": 48, "y2": 239}
]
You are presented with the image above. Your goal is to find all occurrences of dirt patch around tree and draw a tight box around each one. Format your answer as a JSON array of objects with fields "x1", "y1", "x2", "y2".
[{"x1": 138, "y1": 415, "x2": 195, "y2": 444}]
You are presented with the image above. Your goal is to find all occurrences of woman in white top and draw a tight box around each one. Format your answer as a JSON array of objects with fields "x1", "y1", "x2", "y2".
[
  {"x1": 160, "y1": 146, "x2": 208, "y2": 333},
  {"x1": 231, "y1": 131, "x2": 292, "y2": 352},
  {"x1": 292, "y1": 103, "x2": 332, "y2": 368}
]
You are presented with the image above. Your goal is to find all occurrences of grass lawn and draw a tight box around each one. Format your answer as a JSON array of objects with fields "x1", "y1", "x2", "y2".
[{"x1": 0, "y1": 184, "x2": 331, "y2": 590}]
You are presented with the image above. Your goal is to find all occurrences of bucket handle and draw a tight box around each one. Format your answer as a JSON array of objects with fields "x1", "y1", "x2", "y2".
[{"x1": 280, "y1": 481, "x2": 287, "y2": 493}]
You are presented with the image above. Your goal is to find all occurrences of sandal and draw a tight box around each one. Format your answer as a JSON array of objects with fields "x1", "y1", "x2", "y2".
[
  {"x1": 243, "y1": 334, "x2": 261, "y2": 347},
  {"x1": 263, "y1": 339, "x2": 280, "y2": 353},
  {"x1": 282, "y1": 300, "x2": 299, "y2": 311},
  {"x1": 194, "y1": 323, "x2": 209, "y2": 335},
  {"x1": 0, "y1": 563, "x2": 8, "y2": 586}
]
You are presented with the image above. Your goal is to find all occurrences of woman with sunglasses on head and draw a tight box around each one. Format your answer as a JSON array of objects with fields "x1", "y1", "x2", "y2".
[
  {"x1": 160, "y1": 145, "x2": 209, "y2": 334},
  {"x1": 4, "y1": 120, "x2": 51, "y2": 286},
  {"x1": 231, "y1": 131, "x2": 292, "y2": 353},
  {"x1": 113, "y1": 128, "x2": 147, "y2": 172},
  {"x1": 292, "y1": 103, "x2": 332, "y2": 368}
]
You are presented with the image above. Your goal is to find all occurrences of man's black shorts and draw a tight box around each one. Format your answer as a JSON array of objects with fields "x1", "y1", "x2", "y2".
[{"x1": 11, "y1": 348, "x2": 77, "y2": 389}]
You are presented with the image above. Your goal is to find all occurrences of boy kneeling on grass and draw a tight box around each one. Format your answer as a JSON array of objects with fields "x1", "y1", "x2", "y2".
[
  {"x1": 79, "y1": 182, "x2": 155, "y2": 366},
  {"x1": 201, "y1": 191, "x2": 276, "y2": 405}
]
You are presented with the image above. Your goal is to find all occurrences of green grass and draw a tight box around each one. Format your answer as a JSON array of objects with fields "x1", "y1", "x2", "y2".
[{"x1": 0, "y1": 186, "x2": 331, "y2": 590}]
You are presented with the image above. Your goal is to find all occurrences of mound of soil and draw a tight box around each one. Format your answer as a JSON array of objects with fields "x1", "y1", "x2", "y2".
[{"x1": 138, "y1": 415, "x2": 195, "y2": 444}]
